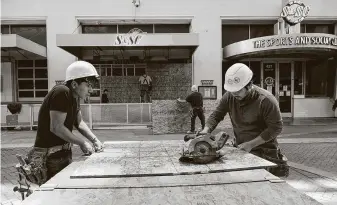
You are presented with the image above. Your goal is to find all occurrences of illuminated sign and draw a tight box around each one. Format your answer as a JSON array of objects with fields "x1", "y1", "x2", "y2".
[
  {"x1": 280, "y1": 1, "x2": 310, "y2": 25},
  {"x1": 253, "y1": 35, "x2": 337, "y2": 49},
  {"x1": 114, "y1": 28, "x2": 145, "y2": 46}
]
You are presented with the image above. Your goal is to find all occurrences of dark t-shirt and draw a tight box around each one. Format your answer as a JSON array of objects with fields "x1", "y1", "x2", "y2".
[
  {"x1": 186, "y1": 92, "x2": 203, "y2": 107},
  {"x1": 34, "y1": 85, "x2": 80, "y2": 148}
]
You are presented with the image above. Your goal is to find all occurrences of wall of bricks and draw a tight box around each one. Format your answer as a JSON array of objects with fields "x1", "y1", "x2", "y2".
[
  {"x1": 100, "y1": 63, "x2": 192, "y2": 103},
  {"x1": 152, "y1": 100, "x2": 231, "y2": 134}
]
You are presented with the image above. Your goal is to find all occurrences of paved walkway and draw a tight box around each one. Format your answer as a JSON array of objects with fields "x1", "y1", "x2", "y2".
[{"x1": 1, "y1": 125, "x2": 337, "y2": 204}]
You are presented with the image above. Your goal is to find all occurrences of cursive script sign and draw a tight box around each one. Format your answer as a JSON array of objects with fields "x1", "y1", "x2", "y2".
[
  {"x1": 114, "y1": 28, "x2": 145, "y2": 46},
  {"x1": 280, "y1": 1, "x2": 310, "y2": 25}
]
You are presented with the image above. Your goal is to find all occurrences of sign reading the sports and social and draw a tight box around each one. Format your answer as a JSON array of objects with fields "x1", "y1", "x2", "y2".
[
  {"x1": 114, "y1": 28, "x2": 145, "y2": 46},
  {"x1": 280, "y1": 1, "x2": 310, "y2": 25},
  {"x1": 253, "y1": 35, "x2": 337, "y2": 49}
]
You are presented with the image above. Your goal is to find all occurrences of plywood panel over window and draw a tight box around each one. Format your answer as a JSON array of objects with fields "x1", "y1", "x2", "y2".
[
  {"x1": 249, "y1": 24, "x2": 274, "y2": 38},
  {"x1": 82, "y1": 25, "x2": 118, "y2": 33},
  {"x1": 118, "y1": 25, "x2": 153, "y2": 33},
  {"x1": 154, "y1": 24, "x2": 190, "y2": 33},
  {"x1": 81, "y1": 24, "x2": 190, "y2": 34},
  {"x1": 11, "y1": 25, "x2": 47, "y2": 46},
  {"x1": 222, "y1": 25, "x2": 249, "y2": 47},
  {"x1": 17, "y1": 59, "x2": 48, "y2": 101}
]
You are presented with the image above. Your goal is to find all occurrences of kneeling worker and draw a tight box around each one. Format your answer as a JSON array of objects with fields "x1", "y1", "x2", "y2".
[
  {"x1": 200, "y1": 63, "x2": 289, "y2": 177},
  {"x1": 23, "y1": 61, "x2": 104, "y2": 184}
]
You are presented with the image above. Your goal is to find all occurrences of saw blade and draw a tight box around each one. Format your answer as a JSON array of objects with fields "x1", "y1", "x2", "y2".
[{"x1": 193, "y1": 141, "x2": 214, "y2": 157}]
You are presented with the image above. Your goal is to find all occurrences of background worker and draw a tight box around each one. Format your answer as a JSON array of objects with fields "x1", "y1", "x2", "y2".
[
  {"x1": 26, "y1": 61, "x2": 104, "y2": 184},
  {"x1": 139, "y1": 72, "x2": 152, "y2": 103},
  {"x1": 177, "y1": 85, "x2": 205, "y2": 134},
  {"x1": 101, "y1": 89, "x2": 109, "y2": 103},
  {"x1": 200, "y1": 63, "x2": 289, "y2": 177}
]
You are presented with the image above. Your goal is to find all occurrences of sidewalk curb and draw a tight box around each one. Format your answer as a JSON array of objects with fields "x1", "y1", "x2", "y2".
[
  {"x1": 288, "y1": 162, "x2": 337, "y2": 182},
  {"x1": 278, "y1": 138, "x2": 337, "y2": 144}
]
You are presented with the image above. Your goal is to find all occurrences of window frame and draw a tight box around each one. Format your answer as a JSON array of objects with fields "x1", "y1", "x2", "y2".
[
  {"x1": 17, "y1": 60, "x2": 48, "y2": 102},
  {"x1": 304, "y1": 59, "x2": 332, "y2": 98}
]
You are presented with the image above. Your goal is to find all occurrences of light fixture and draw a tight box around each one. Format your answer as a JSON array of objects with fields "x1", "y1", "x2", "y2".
[{"x1": 132, "y1": 0, "x2": 140, "y2": 7}]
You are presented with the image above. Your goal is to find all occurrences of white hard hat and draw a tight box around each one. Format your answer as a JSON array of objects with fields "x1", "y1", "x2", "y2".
[
  {"x1": 224, "y1": 63, "x2": 253, "y2": 92},
  {"x1": 191, "y1": 85, "x2": 198, "y2": 92},
  {"x1": 65, "y1": 61, "x2": 99, "y2": 82}
]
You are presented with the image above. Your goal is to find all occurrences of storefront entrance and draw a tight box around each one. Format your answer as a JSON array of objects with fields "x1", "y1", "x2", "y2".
[{"x1": 261, "y1": 61, "x2": 293, "y2": 117}]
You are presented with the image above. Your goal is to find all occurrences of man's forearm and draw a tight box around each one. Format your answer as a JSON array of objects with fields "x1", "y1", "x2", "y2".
[
  {"x1": 51, "y1": 125, "x2": 85, "y2": 146},
  {"x1": 77, "y1": 121, "x2": 98, "y2": 143},
  {"x1": 248, "y1": 136, "x2": 266, "y2": 148}
]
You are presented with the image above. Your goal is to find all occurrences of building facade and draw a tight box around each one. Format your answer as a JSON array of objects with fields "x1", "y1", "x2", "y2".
[{"x1": 1, "y1": 0, "x2": 337, "y2": 118}]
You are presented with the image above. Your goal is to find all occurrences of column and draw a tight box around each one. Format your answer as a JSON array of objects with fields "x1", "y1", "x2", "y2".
[
  {"x1": 333, "y1": 23, "x2": 337, "y2": 117},
  {"x1": 191, "y1": 15, "x2": 222, "y2": 99},
  {"x1": 46, "y1": 15, "x2": 80, "y2": 90}
]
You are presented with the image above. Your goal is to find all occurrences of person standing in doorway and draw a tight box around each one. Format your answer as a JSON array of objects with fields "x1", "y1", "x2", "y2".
[
  {"x1": 177, "y1": 85, "x2": 205, "y2": 134},
  {"x1": 139, "y1": 73, "x2": 152, "y2": 103},
  {"x1": 101, "y1": 89, "x2": 109, "y2": 103}
]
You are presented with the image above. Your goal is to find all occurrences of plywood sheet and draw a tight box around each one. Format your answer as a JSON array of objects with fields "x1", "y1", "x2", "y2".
[
  {"x1": 71, "y1": 153, "x2": 140, "y2": 178},
  {"x1": 104, "y1": 141, "x2": 141, "y2": 148},
  {"x1": 42, "y1": 168, "x2": 279, "y2": 189},
  {"x1": 71, "y1": 141, "x2": 275, "y2": 178},
  {"x1": 24, "y1": 181, "x2": 321, "y2": 205}
]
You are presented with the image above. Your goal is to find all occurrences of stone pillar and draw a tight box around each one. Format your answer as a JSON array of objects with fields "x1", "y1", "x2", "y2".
[
  {"x1": 334, "y1": 23, "x2": 337, "y2": 117},
  {"x1": 191, "y1": 15, "x2": 222, "y2": 99},
  {"x1": 46, "y1": 15, "x2": 79, "y2": 90}
]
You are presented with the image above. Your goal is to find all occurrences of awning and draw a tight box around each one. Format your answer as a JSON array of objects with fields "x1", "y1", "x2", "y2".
[
  {"x1": 1, "y1": 34, "x2": 47, "y2": 59},
  {"x1": 223, "y1": 33, "x2": 337, "y2": 60},
  {"x1": 56, "y1": 33, "x2": 199, "y2": 59}
]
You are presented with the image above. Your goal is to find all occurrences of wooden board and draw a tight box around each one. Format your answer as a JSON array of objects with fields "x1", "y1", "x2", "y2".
[
  {"x1": 23, "y1": 181, "x2": 321, "y2": 205},
  {"x1": 70, "y1": 141, "x2": 276, "y2": 178},
  {"x1": 41, "y1": 161, "x2": 279, "y2": 189}
]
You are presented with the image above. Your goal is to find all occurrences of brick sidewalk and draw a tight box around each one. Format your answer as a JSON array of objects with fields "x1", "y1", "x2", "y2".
[{"x1": 280, "y1": 143, "x2": 337, "y2": 175}]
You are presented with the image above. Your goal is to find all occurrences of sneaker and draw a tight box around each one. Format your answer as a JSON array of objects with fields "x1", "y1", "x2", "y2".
[{"x1": 187, "y1": 131, "x2": 194, "y2": 134}]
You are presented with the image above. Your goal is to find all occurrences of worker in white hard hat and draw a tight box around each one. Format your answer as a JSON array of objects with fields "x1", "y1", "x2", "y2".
[
  {"x1": 177, "y1": 85, "x2": 205, "y2": 134},
  {"x1": 17, "y1": 61, "x2": 104, "y2": 186},
  {"x1": 200, "y1": 63, "x2": 289, "y2": 177}
]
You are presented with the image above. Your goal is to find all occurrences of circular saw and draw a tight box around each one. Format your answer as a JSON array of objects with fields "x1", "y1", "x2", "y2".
[{"x1": 179, "y1": 132, "x2": 230, "y2": 164}]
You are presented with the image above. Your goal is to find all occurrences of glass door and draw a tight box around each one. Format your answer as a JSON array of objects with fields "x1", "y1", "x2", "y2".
[
  {"x1": 262, "y1": 62, "x2": 277, "y2": 95},
  {"x1": 278, "y1": 63, "x2": 293, "y2": 117},
  {"x1": 261, "y1": 61, "x2": 293, "y2": 117}
]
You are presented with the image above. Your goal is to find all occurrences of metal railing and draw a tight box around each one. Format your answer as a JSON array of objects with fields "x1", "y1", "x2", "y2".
[{"x1": 1, "y1": 103, "x2": 152, "y2": 129}]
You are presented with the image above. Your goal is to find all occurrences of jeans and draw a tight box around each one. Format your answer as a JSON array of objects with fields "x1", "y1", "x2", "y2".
[
  {"x1": 250, "y1": 148, "x2": 289, "y2": 177},
  {"x1": 140, "y1": 84, "x2": 151, "y2": 103},
  {"x1": 46, "y1": 149, "x2": 72, "y2": 180},
  {"x1": 190, "y1": 107, "x2": 205, "y2": 132}
]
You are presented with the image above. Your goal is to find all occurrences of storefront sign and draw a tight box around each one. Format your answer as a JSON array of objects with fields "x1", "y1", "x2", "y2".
[
  {"x1": 280, "y1": 1, "x2": 310, "y2": 25},
  {"x1": 253, "y1": 35, "x2": 337, "y2": 49},
  {"x1": 114, "y1": 28, "x2": 145, "y2": 46}
]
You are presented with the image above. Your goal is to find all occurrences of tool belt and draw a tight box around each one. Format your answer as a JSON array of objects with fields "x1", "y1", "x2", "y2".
[
  {"x1": 250, "y1": 148, "x2": 290, "y2": 177},
  {"x1": 15, "y1": 143, "x2": 72, "y2": 186}
]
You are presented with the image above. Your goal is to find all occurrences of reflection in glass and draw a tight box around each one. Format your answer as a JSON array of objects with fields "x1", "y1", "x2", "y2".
[{"x1": 294, "y1": 61, "x2": 304, "y2": 95}]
